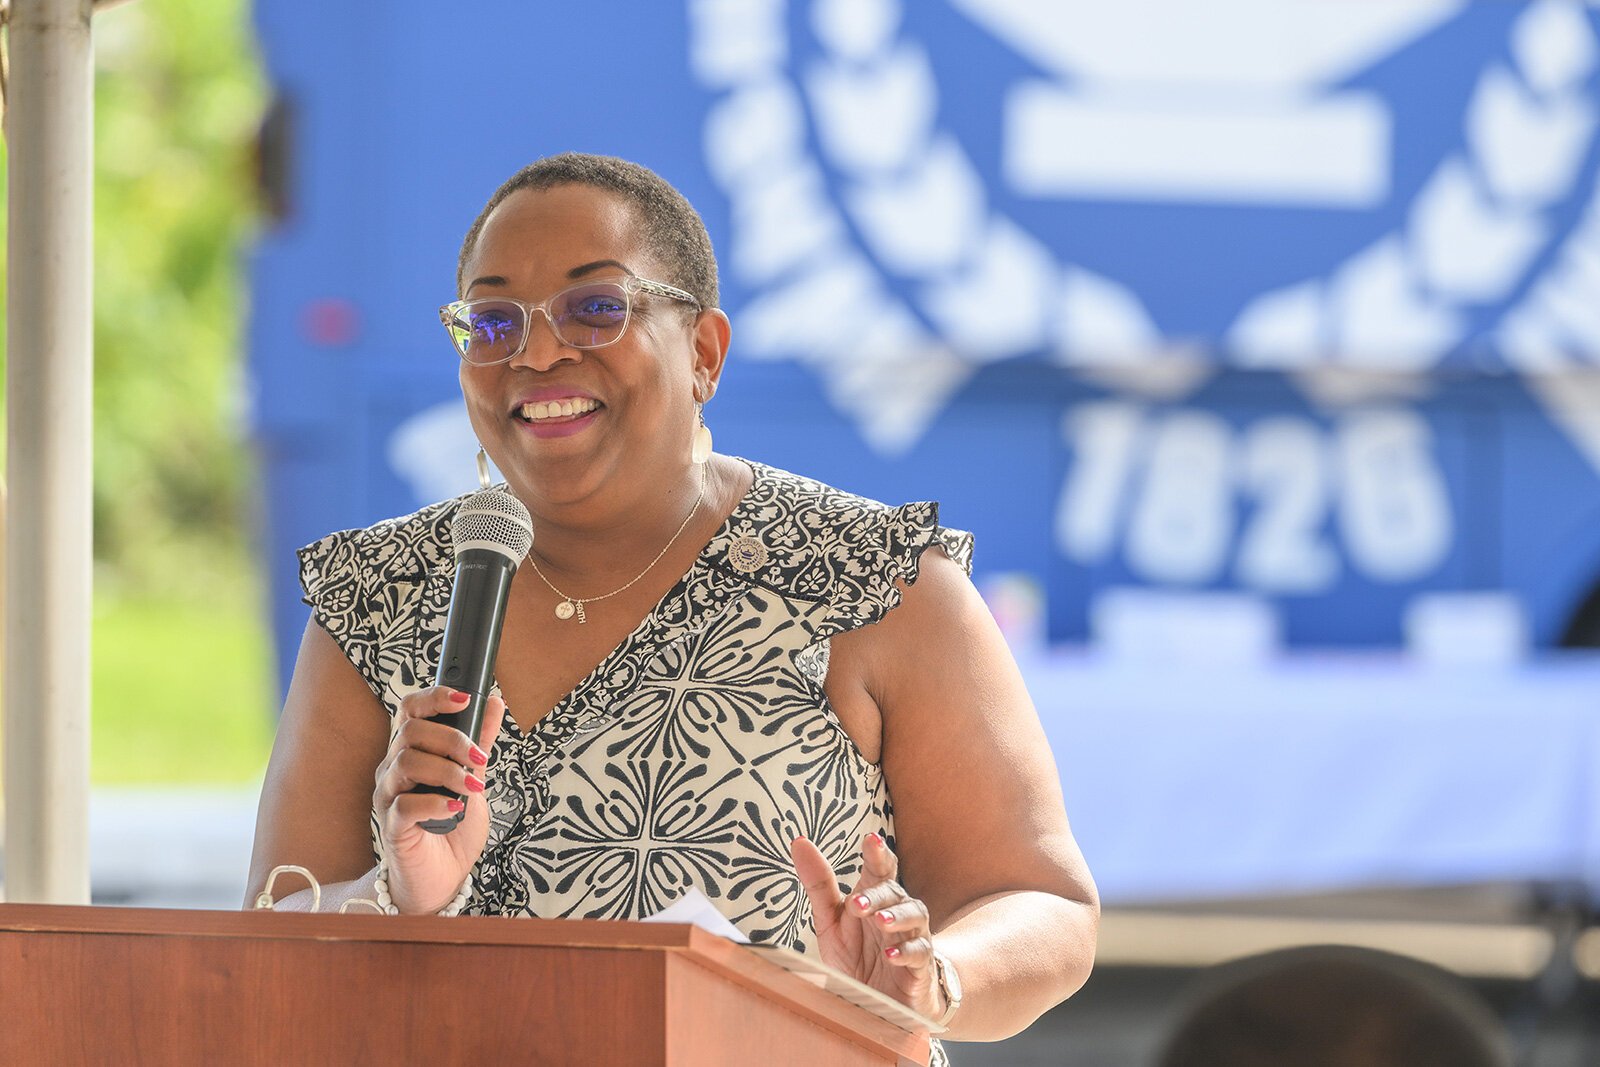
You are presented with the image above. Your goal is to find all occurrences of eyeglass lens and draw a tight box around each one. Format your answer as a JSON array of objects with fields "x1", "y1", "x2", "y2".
[{"x1": 450, "y1": 282, "x2": 631, "y2": 362}]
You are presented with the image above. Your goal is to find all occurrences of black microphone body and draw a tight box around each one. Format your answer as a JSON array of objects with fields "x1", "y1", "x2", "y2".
[
  {"x1": 407, "y1": 486, "x2": 533, "y2": 835},
  {"x1": 415, "y1": 548, "x2": 518, "y2": 834}
]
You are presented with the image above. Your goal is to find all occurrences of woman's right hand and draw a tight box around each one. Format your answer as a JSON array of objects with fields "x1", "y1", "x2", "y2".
[{"x1": 372, "y1": 686, "x2": 507, "y2": 913}]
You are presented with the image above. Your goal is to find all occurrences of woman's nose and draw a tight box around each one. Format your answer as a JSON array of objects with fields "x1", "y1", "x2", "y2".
[{"x1": 511, "y1": 311, "x2": 581, "y2": 372}]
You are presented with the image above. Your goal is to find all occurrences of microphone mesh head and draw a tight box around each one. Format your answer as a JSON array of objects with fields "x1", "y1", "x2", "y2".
[{"x1": 451, "y1": 489, "x2": 534, "y2": 562}]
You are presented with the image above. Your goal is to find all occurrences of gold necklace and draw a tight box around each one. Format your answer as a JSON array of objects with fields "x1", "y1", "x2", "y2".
[{"x1": 526, "y1": 464, "x2": 708, "y2": 624}]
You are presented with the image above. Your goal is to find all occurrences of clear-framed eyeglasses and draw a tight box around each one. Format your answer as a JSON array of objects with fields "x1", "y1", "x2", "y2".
[{"x1": 439, "y1": 276, "x2": 702, "y2": 365}]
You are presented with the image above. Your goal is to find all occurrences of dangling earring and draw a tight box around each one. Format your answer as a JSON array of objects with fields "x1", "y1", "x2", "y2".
[
  {"x1": 476, "y1": 447, "x2": 492, "y2": 489},
  {"x1": 691, "y1": 402, "x2": 713, "y2": 465}
]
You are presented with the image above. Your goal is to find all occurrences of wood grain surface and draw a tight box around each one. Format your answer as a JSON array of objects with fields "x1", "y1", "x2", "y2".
[{"x1": 0, "y1": 904, "x2": 930, "y2": 1066}]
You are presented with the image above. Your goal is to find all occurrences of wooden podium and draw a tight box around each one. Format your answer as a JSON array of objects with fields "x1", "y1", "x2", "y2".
[{"x1": 0, "y1": 904, "x2": 932, "y2": 1066}]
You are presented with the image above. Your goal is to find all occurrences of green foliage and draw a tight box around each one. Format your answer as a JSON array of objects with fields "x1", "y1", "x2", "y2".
[
  {"x1": 89, "y1": 0, "x2": 267, "y2": 597},
  {"x1": 3, "y1": 0, "x2": 267, "y2": 597}
]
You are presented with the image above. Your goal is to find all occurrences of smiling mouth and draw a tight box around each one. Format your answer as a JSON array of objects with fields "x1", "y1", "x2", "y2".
[{"x1": 515, "y1": 398, "x2": 603, "y2": 424}]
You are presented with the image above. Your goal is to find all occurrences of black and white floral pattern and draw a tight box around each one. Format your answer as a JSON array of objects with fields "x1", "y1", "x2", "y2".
[{"x1": 299, "y1": 460, "x2": 973, "y2": 954}]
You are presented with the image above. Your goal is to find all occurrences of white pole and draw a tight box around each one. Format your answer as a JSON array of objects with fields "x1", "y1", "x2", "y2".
[{"x1": 3, "y1": 0, "x2": 95, "y2": 904}]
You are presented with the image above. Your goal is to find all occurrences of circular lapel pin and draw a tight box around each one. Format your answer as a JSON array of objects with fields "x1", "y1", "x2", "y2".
[{"x1": 727, "y1": 536, "x2": 770, "y2": 574}]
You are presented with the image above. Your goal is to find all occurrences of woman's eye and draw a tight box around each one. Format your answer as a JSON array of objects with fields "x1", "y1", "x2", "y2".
[
  {"x1": 471, "y1": 313, "x2": 516, "y2": 341},
  {"x1": 567, "y1": 298, "x2": 626, "y2": 326},
  {"x1": 578, "y1": 298, "x2": 624, "y2": 317}
]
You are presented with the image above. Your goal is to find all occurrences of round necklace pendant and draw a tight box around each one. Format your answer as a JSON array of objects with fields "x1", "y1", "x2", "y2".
[{"x1": 554, "y1": 601, "x2": 577, "y2": 621}]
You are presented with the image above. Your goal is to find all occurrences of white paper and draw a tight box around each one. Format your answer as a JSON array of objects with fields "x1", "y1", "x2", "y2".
[
  {"x1": 640, "y1": 886, "x2": 750, "y2": 943},
  {"x1": 642, "y1": 889, "x2": 938, "y2": 1033},
  {"x1": 745, "y1": 944, "x2": 944, "y2": 1034}
]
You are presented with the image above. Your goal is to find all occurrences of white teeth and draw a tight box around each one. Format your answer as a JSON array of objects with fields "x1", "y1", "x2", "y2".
[{"x1": 520, "y1": 398, "x2": 598, "y2": 421}]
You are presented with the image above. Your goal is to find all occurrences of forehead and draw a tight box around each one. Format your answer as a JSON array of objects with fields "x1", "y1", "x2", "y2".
[{"x1": 468, "y1": 184, "x2": 646, "y2": 282}]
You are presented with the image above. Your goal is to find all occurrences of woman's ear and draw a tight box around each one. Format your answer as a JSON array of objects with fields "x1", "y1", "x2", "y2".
[{"x1": 691, "y1": 308, "x2": 732, "y2": 401}]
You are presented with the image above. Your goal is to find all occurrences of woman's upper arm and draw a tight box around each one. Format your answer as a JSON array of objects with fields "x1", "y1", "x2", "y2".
[
  {"x1": 858, "y1": 550, "x2": 1097, "y2": 925},
  {"x1": 244, "y1": 619, "x2": 392, "y2": 905}
]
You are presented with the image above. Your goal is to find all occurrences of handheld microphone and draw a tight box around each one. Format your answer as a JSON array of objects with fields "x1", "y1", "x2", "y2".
[{"x1": 413, "y1": 487, "x2": 533, "y2": 834}]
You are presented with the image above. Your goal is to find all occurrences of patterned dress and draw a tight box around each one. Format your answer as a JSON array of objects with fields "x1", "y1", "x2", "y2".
[{"x1": 298, "y1": 460, "x2": 973, "y2": 951}]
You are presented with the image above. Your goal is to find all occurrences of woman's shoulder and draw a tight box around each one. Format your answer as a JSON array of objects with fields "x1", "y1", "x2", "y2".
[
  {"x1": 743, "y1": 460, "x2": 972, "y2": 566},
  {"x1": 298, "y1": 492, "x2": 471, "y2": 593},
  {"x1": 733, "y1": 460, "x2": 974, "y2": 625},
  {"x1": 744, "y1": 459, "x2": 921, "y2": 526}
]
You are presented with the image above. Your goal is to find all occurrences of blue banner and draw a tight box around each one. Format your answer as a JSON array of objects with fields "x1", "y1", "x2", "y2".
[{"x1": 251, "y1": 0, "x2": 1600, "y2": 689}]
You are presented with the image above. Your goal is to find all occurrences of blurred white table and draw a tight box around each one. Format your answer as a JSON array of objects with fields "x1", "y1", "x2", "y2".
[
  {"x1": 1029, "y1": 654, "x2": 1600, "y2": 905},
  {"x1": 88, "y1": 786, "x2": 260, "y2": 908},
  {"x1": 63, "y1": 656, "x2": 1600, "y2": 911}
]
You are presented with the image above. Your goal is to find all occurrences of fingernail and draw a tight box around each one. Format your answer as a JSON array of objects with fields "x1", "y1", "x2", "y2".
[
  {"x1": 854, "y1": 894, "x2": 871, "y2": 911},
  {"x1": 464, "y1": 774, "x2": 486, "y2": 794},
  {"x1": 468, "y1": 745, "x2": 489, "y2": 766},
  {"x1": 867, "y1": 832, "x2": 884, "y2": 848},
  {"x1": 884, "y1": 946, "x2": 901, "y2": 960},
  {"x1": 447, "y1": 799, "x2": 465, "y2": 813},
  {"x1": 877, "y1": 910, "x2": 895, "y2": 925},
  {"x1": 450, "y1": 691, "x2": 471, "y2": 705}
]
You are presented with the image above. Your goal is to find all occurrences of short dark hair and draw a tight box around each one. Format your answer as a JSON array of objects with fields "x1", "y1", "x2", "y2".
[
  {"x1": 456, "y1": 153, "x2": 719, "y2": 308},
  {"x1": 1158, "y1": 946, "x2": 1510, "y2": 1067}
]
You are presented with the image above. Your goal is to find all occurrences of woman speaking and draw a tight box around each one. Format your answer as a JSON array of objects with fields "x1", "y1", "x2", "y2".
[{"x1": 246, "y1": 153, "x2": 1098, "y2": 1051}]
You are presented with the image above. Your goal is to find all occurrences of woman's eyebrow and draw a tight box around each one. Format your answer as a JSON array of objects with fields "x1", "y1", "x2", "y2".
[
  {"x1": 567, "y1": 259, "x2": 635, "y2": 279},
  {"x1": 465, "y1": 261, "x2": 633, "y2": 295}
]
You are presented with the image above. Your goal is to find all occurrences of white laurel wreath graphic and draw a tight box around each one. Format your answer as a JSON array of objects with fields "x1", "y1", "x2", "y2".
[
  {"x1": 692, "y1": 0, "x2": 1600, "y2": 452},
  {"x1": 1231, "y1": 0, "x2": 1600, "y2": 378}
]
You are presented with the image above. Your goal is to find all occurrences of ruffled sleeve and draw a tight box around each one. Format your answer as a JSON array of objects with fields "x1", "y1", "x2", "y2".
[
  {"x1": 812, "y1": 499, "x2": 975, "y2": 643},
  {"x1": 295, "y1": 494, "x2": 475, "y2": 707},
  {"x1": 297, "y1": 528, "x2": 385, "y2": 700}
]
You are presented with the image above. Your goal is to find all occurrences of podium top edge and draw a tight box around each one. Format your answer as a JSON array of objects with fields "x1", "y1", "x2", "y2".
[{"x1": 0, "y1": 903, "x2": 714, "y2": 951}]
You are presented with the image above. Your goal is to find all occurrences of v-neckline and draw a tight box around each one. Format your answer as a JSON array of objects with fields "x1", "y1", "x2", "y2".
[{"x1": 484, "y1": 458, "x2": 765, "y2": 746}]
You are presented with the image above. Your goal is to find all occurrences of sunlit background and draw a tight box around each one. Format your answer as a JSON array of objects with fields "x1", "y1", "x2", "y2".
[
  {"x1": 1, "y1": 0, "x2": 272, "y2": 787},
  {"x1": 3, "y1": 0, "x2": 1600, "y2": 1063}
]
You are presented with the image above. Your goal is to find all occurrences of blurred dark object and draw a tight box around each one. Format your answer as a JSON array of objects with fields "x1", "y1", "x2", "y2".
[
  {"x1": 1557, "y1": 581, "x2": 1600, "y2": 647},
  {"x1": 1156, "y1": 945, "x2": 1511, "y2": 1067},
  {"x1": 254, "y1": 91, "x2": 294, "y2": 225}
]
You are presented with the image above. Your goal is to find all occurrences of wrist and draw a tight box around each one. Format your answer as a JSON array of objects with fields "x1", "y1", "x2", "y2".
[
  {"x1": 373, "y1": 864, "x2": 472, "y2": 917},
  {"x1": 930, "y1": 949, "x2": 963, "y2": 1030}
]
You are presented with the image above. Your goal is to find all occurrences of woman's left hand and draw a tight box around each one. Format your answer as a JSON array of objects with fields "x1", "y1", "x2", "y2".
[{"x1": 791, "y1": 832, "x2": 945, "y2": 1022}]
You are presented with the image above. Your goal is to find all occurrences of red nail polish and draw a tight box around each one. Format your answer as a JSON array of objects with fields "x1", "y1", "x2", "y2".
[
  {"x1": 854, "y1": 894, "x2": 871, "y2": 911},
  {"x1": 450, "y1": 691, "x2": 471, "y2": 705},
  {"x1": 877, "y1": 910, "x2": 895, "y2": 925},
  {"x1": 464, "y1": 775, "x2": 486, "y2": 794},
  {"x1": 468, "y1": 745, "x2": 489, "y2": 766},
  {"x1": 447, "y1": 799, "x2": 465, "y2": 813},
  {"x1": 884, "y1": 946, "x2": 901, "y2": 960},
  {"x1": 867, "y1": 832, "x2": 884, "y2": 848}
]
